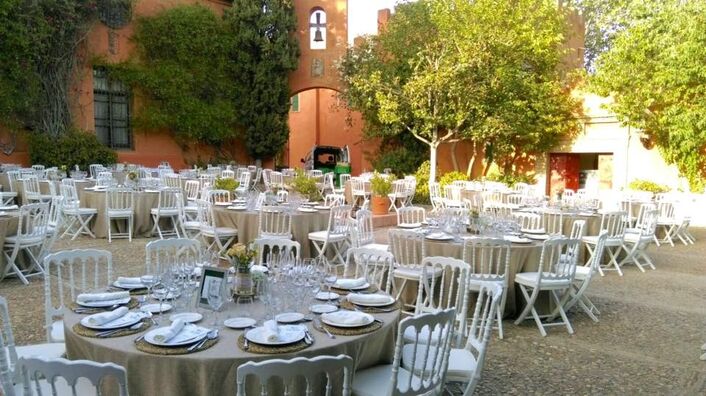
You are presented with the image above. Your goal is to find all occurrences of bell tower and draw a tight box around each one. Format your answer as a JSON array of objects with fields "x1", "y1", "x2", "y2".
[{"x1": 289, "y1": 0, "x2": 348, "y2": 94}]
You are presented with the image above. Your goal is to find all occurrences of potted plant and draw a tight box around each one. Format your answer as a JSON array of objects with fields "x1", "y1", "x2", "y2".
[
  {"x1": 214, "y1": 177, "x2": 239, "y2": 199},
  {"x1": 291, "y1": 169, "x2": 321, "y2": 201},
  {"x1": 370, "y1": 172, "x2": 392, "y2": 215},
  {"x1": 226, "y1": 242, "x2": 256, "y2": 295}
]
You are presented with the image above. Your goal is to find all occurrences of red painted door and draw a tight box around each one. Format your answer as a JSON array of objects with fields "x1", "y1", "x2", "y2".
[{"x1": 548, "y1": 153, "x2": 580, "y2": 195}]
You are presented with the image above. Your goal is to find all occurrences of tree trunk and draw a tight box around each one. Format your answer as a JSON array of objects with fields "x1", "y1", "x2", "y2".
[
  {"x1": 450, "y1": 141, "x2": 459, "y2": 172},
  {"x1": 468, "y1": 142, "x2": 485, "y2": 179},
  {"x1": 429, "y1": 143, "x2": 439, "y2": 183}
]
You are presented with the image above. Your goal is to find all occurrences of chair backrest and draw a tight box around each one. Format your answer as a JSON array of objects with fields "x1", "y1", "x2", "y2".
[
  {"x1": 60, "y1": 184, "x2": 81, "y2": 210},
  {"x1": 349, "y1": 209, "x2": 374, "y2": 248},
  {"x1": 391, "y1": 309, "x2": 456, "y2": 396},
  {"x1": 106, "y1": 188, "x2": 134, "y2": 212},
  {"x1": 396, "y1": 206, "x2": 426, "y2": 226},
  {"x1": 345, "y1": 247, "x2": 395, "y2": 294},
  {"x1": 221, "y1": 169, "x2": 235, "y2": 179},
  {"x1": 461, "y1": 237, "x2": 511, "y2": 284},
  {"x1": 599, "y1": 210, "x2": 627, "y2": 239},
  {"x1": 513, "y1": 212, "x2": 543, "y2": 232},
  {"x1": 43, "y1": 249, "x2": 113, "y2": 341},
  {"x1": 5, "y1": 171, "x2": 20, "y2": 192},
  {"x1": 536, "y1": 237, "x2": 580, "y2": 282},
  {"x1": 568, "y1": 219, "x2": 586, "y2": 240},
  {"x1": 0, "y1": 297, "x2": 18, "y2": 395},
  {"x1": 461, "y1": 282, "x2": 504, "y2": 396},
  {"x1": 18, "y1": 356, "x2": 128, "y2": 396},
  {"x1": 635, "y1": 209, "x2": 659, "y2": 238},
  {"x1": 656, "y1": 201, "x2": 675, "y2": 221},
  {"x1": 253, "y1": 238, "x2": 301, "y2": 268},
  {"x1": 388, "y1": 229, "x2": 425, "y2": 267},
  {"x1": 195, "y1": 199, "x2": 214, "y2": 228},
  {"x1": 156, "y1": 187, "x2": 182, "y2": 214},
  {"x1": 237, "y1": 171, "x2": 251, "y2": 190},
  {"x1": 443, "y1": 185, "x2": 462, "y2": 202},
  {"x1": 14, "y1": 203, "x2": 49, "y2": 241},
  {"x1": 208, "y1": 189, "x2": 231, "y2": 204},
  {"x1": 257, "y1": 206, "x2": 292, "y2": 239},
  {"x1": 339, "y1": 173, "x2": 351, "y2": 187},
  {"x1": 250, "y1": 168, "x2": 262, "y2": 189},
  {"x1": 236, "y1": 354, "x2": 354, "y2": 396},
  {"x1": 327, "y1": 205, "x2": 350, "y2": 235},
  {"x1": 162, "y1": 173, "x2": 181, "y2": 188},
  {"x1": 269, "y1": 172, "x2": 283, "y2": 190},
  {"x1": 47, "y1": 195, "x2": 64, "y2": 227},
  {"x1": 544, "y1": 211, "x2": 564, "y2": 235},
  {"x1": 323, "y1": 193, "x2": 344, "y2": 207},
  {"x1": 145, "y1": 238, "x2": 201, "y2": 275},
  {"x1": 276, "y1": 190, "x2": 289, "y2": 203},
  {"x1": 417, "y1": 257, "x2": 470, "y2": 346},
  {"x1": 199, "y1": 174, "x2": 216, "y2": 189},
  {"x1": 89, "y1": 164, "x2": 104, "y2": 179},
  {"x1": 22, "y1": 175, "x2": 42, "y2": 197},
  {"x1": 350, "y1": 178, "x2": 367, "y2": 196},
  {"x1": 184, "y1": 180, "x2": 200, "y2": 200}
]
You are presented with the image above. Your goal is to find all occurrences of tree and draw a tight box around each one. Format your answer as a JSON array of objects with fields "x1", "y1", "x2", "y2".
[
  {"x1": 591, "y1": 1, "x2": 706, "y2": 190},
  {"x1": 225, "y1": 0, "x2": 299, "y2": 164},
  {"x1": 339, "y1": 0, "x2": 580, "y2": 182}
]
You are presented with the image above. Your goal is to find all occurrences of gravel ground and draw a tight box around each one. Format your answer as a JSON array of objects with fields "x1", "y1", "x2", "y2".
[{"x1": 1, "y1": 228, "x2": 705, "y2": 395}]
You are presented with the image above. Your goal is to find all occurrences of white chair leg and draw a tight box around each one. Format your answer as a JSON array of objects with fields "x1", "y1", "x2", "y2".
[{"x1": 549, "y1": 290, "x2": 574, "y2": 335}]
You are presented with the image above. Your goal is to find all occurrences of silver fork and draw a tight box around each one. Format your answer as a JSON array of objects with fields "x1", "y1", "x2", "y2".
[
  {"x1": 97, "y1": 321, "x2": 144, "y2": 338},
  {"x1": 314, "y1": 318, "x2": 335, "y2": 339}
]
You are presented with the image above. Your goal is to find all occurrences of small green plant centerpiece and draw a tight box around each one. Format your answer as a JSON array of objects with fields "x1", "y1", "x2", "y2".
[
  {"x1": 370, "y1": 172, "x2": 392, "y2": 215},
  {"x1": 291, "y1": 169, "x2": 320, "y2": 201},
  {"x1": 214, "y1": 177, "x2": 239, "y2": 199},
  {"x1": 226, "y1": 243, "x2": 256, "y2": 295}
]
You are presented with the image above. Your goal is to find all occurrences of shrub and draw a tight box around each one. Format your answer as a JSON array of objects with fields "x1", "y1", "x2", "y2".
[
  {"x1": 214, "y1": 177, "x2": 238, "y2": 192},
  {"x1": 414, "y1": 161, "x2": 431, "y2": 205},
  {"x1": 628, "y1": 179, "x2": 669, "y2": 194},
  {"x1": 370, "y1": 172, "x2": 392, "y2": 197},
  {"x1": 439, "y1": 171, "x2": 468, "y2": 188},
  {"x1": 27, "y1": 130, "x2": 117, "y2": 170}
]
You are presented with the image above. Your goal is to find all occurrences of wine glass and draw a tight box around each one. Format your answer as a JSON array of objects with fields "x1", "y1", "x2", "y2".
[
  {"x1": 140, "y1": 274, "x2": 159, "y2": 305},
  {"x1": 207, "y1": 279, "x2": 224, "y2": 327},
  {"x1": 152, "y1": 282, "x2": 169, "y2": 324}
]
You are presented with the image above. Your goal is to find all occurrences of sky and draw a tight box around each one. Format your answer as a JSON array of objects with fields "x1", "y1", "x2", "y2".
[{"x1": 347, "y1": 0, "x2": 402, "y2": 44}]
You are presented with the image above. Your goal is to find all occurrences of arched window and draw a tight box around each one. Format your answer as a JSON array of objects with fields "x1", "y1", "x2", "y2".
[{"x1": 309, "y1": 8, "x2": 326, "y2": 50}]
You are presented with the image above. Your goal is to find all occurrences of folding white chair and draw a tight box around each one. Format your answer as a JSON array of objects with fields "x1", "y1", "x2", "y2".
[
  {"x1": 388, "y1": 180, "x2": 408, "y2": 211},
  {"x1": 43, "y1": 249, "x2": 112, "y2": 342},
  {"x1": 396, "y1": 206, "x2": 426, "y2": 228},
  {"x1": 150, "y1": 187, "x2": 182, "y2": 239},
  {"x1": 257, "y1": 206, "x2": 292, "y2": 239},
  {"x1": 0, "y1": 171, "x2": 18, "y2": 205},
  {"x1": 345, "y1": 247, "x2": 395, "y2": 294},
  {"x1": 22, "y1": 176, "x2": 52, "y2": 204},
  {"x1": 234, "y1": 171, "x2": 251, "y2": 197},
  {"x1": 59, "y1": 184, "x2": 97, "y2": 240},
  {"x1": 145, "y1": 238, "x2": 201, "y2": 275},
  {"x1": 403, "y1": 176, "x2": 417, "y2": 207},
  {"x1": 2, "y1": 203, "x2": 49, "y2": 285},
  {"x1": 105, "y1": 187, "x2": 134, "y2": 243},
  {"x1": 445, "y1": 282, "x2": 503, "y2": 396},
  {"x1": 654, "y1": 201, "x2": 678, "y2": 247},
  {"x1": 320, "y1": 172, "x2": 334, "y2": 198},
  {"x1": 250, "y1": 167, "x2": 262, "y2": 192},
  {"x1": 18, "y1": 356, "x2": 128, "y2": 396},
  {"x1": 221, "y1": 169, "x2": 235, "y2": 179},
  {"x1": 335, "y1": 173, "x2": 350, "y2": 195},
  {"x1": 237, "y1": 354, "x2": 354, "y2": 396},
  {"x1": 582, "y1": 210, "x2": 626, "y2": 276},
  {"x1": 513, "y1": 212, "x2": 544, "y2": 233},
  {"x1": 349, "y1": 209, "x2": 388, "y2": 252},
  {"x1": 323, "y1": 193, "x2": 345, "y2": 207},
  {"x1": 252, "y1": 238, "x2": 301, "y2": 271},
  {"x1": 389, "y1": 229, "x2": 428, "y2": 312},
  {"x1": 514, "y1": 237, "x2": 580, "y2": 336},
  {"x1": 197, "y1": 199, "x2": 237, "y2": 258},
  {"x1": 350, "y1": 178, "x2": 370, "y2": 208},
  {"x1": 308, "y1": 205, "x2": 350, "y2": 268},
  {"x1": 352, "y1": 308, "x2": 456, "y2": 396},
  {"x1": 462, "y1": 237, "x2": 511, "y2": 339},
  {"x1": 544, "y1": 211, "x2": 564, "y2": 235},
  {"x1": 183, "y1": 180, "x2": 201, "y2": 220},
  {"x1": 0, "y1": 296, "x2": 65, "y2": 396},
  {"x1": 207, "y1": 189, "x2": 231, "y2": 205},
  {"x1": 619, "y1": 209, "x2": 658, "y2": 273},
  {"x1": 88, "y1": 164, "x2": 104, "y2": 179}
]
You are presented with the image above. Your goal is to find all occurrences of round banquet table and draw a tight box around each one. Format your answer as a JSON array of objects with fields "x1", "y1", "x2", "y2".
[
  {"x1": 82, "y1": 189, "x2": 163, "y2": 238},
  {"x1": 211, "y1": 207, "x2": 330, "y2": 258},
  {"x1": 64, "y1": 300, "x2": 399, "y2": 395}
]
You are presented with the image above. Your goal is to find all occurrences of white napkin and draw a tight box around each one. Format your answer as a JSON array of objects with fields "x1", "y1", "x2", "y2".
[
  {"x1": 263, "y1": 320, "x2": 280, "y2": 342},
  {"x1": 76, "y1": 291, "x2": 130, "y2": 304},
  {"x1": 0, "y1": 205, "x2": 18, "y2": 210},
  {"x1": 87, "y1": 307, "x2": 129, "y2": 326},
  {"x1": 116, "y1": 277, "x2": 144, "y2": 287},
  {"x1": 154, "y1": 319, "x2": 186, "y2": 343},
  {"x1": 323, "y1": 310, "x2": 370, "y2": 326},
  {"x1": 250, "y1": 265, "x2": 268, "y2": 274},
  {"x1": 335, "y1": 277, "x2": 367, "y2": 289},
  {"x1": 348, "y1": 293, "x2": 393, "y2": 305}
]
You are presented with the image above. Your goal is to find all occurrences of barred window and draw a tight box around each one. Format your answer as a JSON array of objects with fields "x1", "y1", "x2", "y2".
[{"x1": 93, "y1": 67, "x2": 131, "y2": 149}]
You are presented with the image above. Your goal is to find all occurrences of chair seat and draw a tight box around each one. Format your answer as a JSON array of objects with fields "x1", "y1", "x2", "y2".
[
  {"x1": 184, "y1": 205, "x2": 198, "y2": 212},
  {"x1": 573, "y1": 265, "x2": 592, "y2": 280},
  {"x1": 401, "y1": 344, "x2": 473, "y2": 379},
  {"x1": 394, "y1": 265, "x2": 443, "y2": 280},
  {"x1": 16, "y1": 342, "x2": 66, "y2": 360},
  {"x1": 360, "y1": 243, "x2": 389, "y2": 252},
  {"x1": 50, "y1": 320, "x2": 65, "y2": 342},
  {"x1": 583, "y1": 235, "x2": 623, "y2": 246},
  {"x1": 201, "y1": 226, "x2": 237, "y2": 237},
  {"x1": 0, "y1": 192, "x2": 17, "y2": 197},
  {"x1": 150, "y1": 208, "x2": 179, "y2": 216},
  {"x1": 351, "y1": 364, "x2": 418, "y2": 396},
  {"x1": 515, "y1": 272, "x2": 572, "y2": 288},
  {"x1": 402, "y1": 324, "x2": 448, "y2": 345},
  {"x1": 4, "y1": 234, "x2": 45, "y2": 245},
  {"x1": 467, "y1": 275, "x2": 503, "y2": 287},
  {"x1": 183, "y1": 221, "x2": 200, "y2": 230},
  {"x1": 64, "y1": 207, "x2": 97, "y2": 216},
  {"x1": 307, "y1": 231, "x2": 347, "y2": 242},
  {"x1": 107, "y1": 209, "x2": 133, "y2": 217}
]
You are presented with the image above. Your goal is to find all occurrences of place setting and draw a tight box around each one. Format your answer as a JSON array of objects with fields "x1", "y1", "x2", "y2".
[
  {"x1": 341, "y1": 292, "x2": 400, "y2": 314},
  {"x1": 135, "y1": 318, "x2": 219, "y2": 355},
  {"x1": 238, "y1": 319, "x2": 313, "y2": 355},
  {"x1": 313, "y1": 309, "x2": 383, "y2": 336},
  {"x1": 70, "y1": 291, "x2": 138, "y2": 314},
  {"x1": 73, "y1": 306, "x2": 153, "y2": 338}
]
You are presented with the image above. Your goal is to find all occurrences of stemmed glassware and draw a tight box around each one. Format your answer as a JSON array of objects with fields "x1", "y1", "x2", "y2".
[{"x1": 207, "y1": 280, "x2": 225, "y2": 327}]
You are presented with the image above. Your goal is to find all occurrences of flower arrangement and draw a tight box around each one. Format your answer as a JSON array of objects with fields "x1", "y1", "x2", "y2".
[
  {"x1": 127, "y1": 170, "x2": 138, "y2": 181},
  {"x1": 214, "y1": 177, "x2": 239, "y2": 192},
  {"x1": 226, "y1": 243, "x2": 256, "y2": 272}
]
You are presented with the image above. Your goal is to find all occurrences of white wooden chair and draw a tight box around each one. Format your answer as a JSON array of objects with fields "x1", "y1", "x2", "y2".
[
  {"x1": 2, "y1": 203, "x2": 50, "y2": 285},
  {"x1": 513, "y1": 212, "x2": 544, "y2": 233},
  {"x1": 462, "y1": 237, "x2": 511, "y2": 339},
  {"x1": 43, "y1": 249, "x2": 113, "y2": 343},
  {"x1": 352, "y1": 308, "x2": 456, "y2": 396},
  {"x1": 237, "y1": 354, "x2": 354, "y2": 396},
  {"x1": 250, "y1": 167, "x2": 262, "y2": 192},
  {"x1": 0, "y1": 296, "x2": 65, "y2": 396},
  {"x1": 654, "y1": 201, "x2": 679, "y2": 247},
  {"x1": 582, "y1": 210, "x2": 626, "y2": 276},
  {"x1": 514, "y1": 237, "x2": 581, "y2": 336},
  {"x1": 59, "y1": 184, "x2": 97, "y2": 240},
  {"x1": 403, "y1": 257, "x2": 469, "y2": 348},
  {"x1": 0, "y1": 170, "x2": 18, "y2": 205},
  {"x1": 269, "y1": 171, "x2": 284, "y2": 192},
  {"x1": 183, "y1": 180, "x2": 201, "y2": 219},
  {"x1": 22, "y1": 175, "x2": 52, "y2": 204},
  {"x1": 150, "y1": 187, "x2": 182, "y2": 239},
  {"x1": 162, "y1": 173, "x2": 181, "y2": 189},
  {"x1": 388, "y1": 180, "x2": 408, "y2": 211},
  {"x1": 105, "y1": 187, "x2": 134, "y2": 243},
  {"x1": 145, "y1": 238, "x2": 201, "y2": 275},
  {"x1": 252, "y1": 238, "x2": 301, "y2": 270},
  {"x1": 403, "y1": 176, "x2": 417, "y2": 207},
  {"x1": 350, "y1": 178, "x2": 370, "y2": 208},
  {"x1": 308, "y1": 205, "x2": 351, "y2": 268},
  {"x1": 445, "y1": 282, "x2": 503, "y2": 396},
  {"x1": 348, "y1": 209, "x2": 388, "y2": 252},
  {"x1": 207, "y1": 189, "x2": 231, "y2": 205},
  {"x1": 396, "y1": 206, "x2": 426, "y2": 228},
  {"x1": 344, "y1": 247, "x2": 395, "y2": 294},
  {"x1": 323, "y1": 193, "x2": 345, "y2": 207},
  {"x1": 39, "y1": 196, "x2": 64, "y2": 264},
  {"x1": 88, "y1": 164, "x2": 104, "y2": 179},
  {"x1": 320, "y1": 172, "x2": 334, "y2": 198},
  {"x1": 619, "y1": 208, "x2": 659, "y2": 273},
  {"x1": 18, "y1": 356, "x2": 128, "y2": 396},
  {"x1": 221, "y1": 169, "x2": 235, "y2": 179},
  {"x1": 235, "y1": 171, "x2": 251, "y2": 197},
  {"x1": 257, "y1": 206, "x2": 292, "y2": 240},
  {"x1": 335, "y1": 173, "x2": 350, "y2": 195},
  {"x1": 543, "y1": 211, "x2": 564, "y2": 235},
  {"x1": 388, "y1": 229, "x2": 430, "y2": 312},
  {"x1": 197, "y1": 199, "x2": 237, "y2": 258}
]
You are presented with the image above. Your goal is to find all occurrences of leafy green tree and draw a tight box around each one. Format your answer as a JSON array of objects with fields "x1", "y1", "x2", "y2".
[
  {"x1": 339, "y1": 0, "x2": 580, "y2": 182},
  {"x1": 225, "y1": 0, "x2": 299, "y2": 163},
  {"x1": 591, "y1": 0, "x2": 706, "y2": 190},
  {"x1": 111, "y1": 5, "x2": 239, "y2": 149}
]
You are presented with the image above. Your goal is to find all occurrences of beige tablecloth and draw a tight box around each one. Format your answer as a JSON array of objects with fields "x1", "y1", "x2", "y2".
[
  {"x1": 65, "y1": 300, "x2": 399, "y2": 395},
  {"x1": 82, "y1": 190, "x2": 163, "y2": 238},
  {"x1": 212, "y1": 207, "x2": 330, "y2": 258},
  {"x1": 0, "y1": 214, "x2": 20, "y2": 281}
]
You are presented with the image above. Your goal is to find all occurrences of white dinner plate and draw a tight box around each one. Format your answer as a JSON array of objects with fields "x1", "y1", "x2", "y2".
[
  {"x1": 297, "y1": 207, "x2": 317, "y2": 213},
  {"x1": 227, "y1": 206, "x2": 248, "y2": 211},
  {"x1": 526, "y1": 234, "x2": 550, "y2": 240},
  {"x1": 309, "y1": 304, "x2": 338, "y2": 314},
  {"x1": 144, "y1": 325, "x2": 209, "y2": 347},
  {"x1": 348, "y1": 294, "x2": 396, "y2": 307},
  {"x1": 224, "y1": 317, "x2": 257, "y2": 329},
  {"x1": 169, "y1": 312, "x2": 203, "y2": 324},
  {"x1": 398, "y1": 223, "x2": 422, "y2": 229},
  {"x1": 504, "y1": 235, "x2": 532, "y2": 244},
  {"x1": 214, "y1": 202, "x2": 231, "y2": 206},
  {"x1": 315, "y1": 291, "x2": 340, "y2": 301},
  {"x1": 321, "y1": 310, "x2": 374, "y2": 328},
  {"x1": 425, "y1": 232, "x2": 454, "y2": 241},
  {"x1": 245, "y1": 325, "x2": 306, "y2": 346},
  {"x1": 275, "y1": 312, "x2": 305, "y2": 323},
  {"x1": 314, "y1": 205, "x2": 330, "y2": 210},
  {"x1": 0, "y1": 205, "x2": 18, "y2": 211},
  {"x1": 301, "y1": 201, "x2": 318, "y2": 206},
  {"x1": 112, "y1": 281, "x2": 146, "y2": 290},
  {"x1": 333, "y1": 281, "x2": 370, "y2": 291},
  {"x1": 143, "y1": 189, "x2": 160, "y2": 193},
  {"x1": 140, "y1": 303, "x2": 173, "y2": 314},
  {"x1": 80, "y1": 311, "x2": 144, "y2": 330},
  {"x1": 76, "y1": 297, "x2": 131, "y2": 308},
  {"x1": 150, "y1": 292, "x2": 179, "y2": 300},
  {"x1": 522, "y1": 228, "x2": 546, "y2": 235}
]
